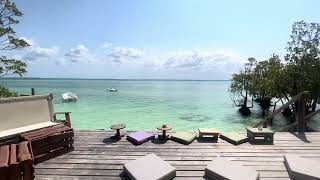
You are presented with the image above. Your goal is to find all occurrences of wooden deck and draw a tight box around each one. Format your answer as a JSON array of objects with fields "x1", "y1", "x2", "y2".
[{"x1": 35, "y1": 131, "x2": 320, "y2": 180}]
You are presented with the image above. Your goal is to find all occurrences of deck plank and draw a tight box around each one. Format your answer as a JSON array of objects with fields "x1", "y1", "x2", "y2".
[{"x1": 35, "y1": 131, "x2": 320, "y2": 179}]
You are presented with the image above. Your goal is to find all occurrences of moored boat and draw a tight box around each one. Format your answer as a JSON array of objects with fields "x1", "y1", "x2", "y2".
[
  {"x1": 62, "y1": 92, "x2": 78, "y2": 102},
  {"x1": 107, "y1": 88, "x2": 118, "y2": 92}
]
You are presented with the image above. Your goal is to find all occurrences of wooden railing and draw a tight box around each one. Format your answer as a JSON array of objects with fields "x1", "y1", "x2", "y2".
[
  {"x1": 254, "y1": 91, "x2": 310, "y2": 132},
  {"x1": 20, "y1": 88, "x2": 35, "y2": 96},
  {"x1": 280, "y1": 107, "x2": 320, "y2": 132}
]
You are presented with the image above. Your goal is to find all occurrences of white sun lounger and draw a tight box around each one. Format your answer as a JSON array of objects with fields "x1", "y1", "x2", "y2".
[
  {"x1": 124, "y1": 153, "x2": 176, "y2": 180},
  {"x1": 284, "y1": 154, "x2": 320, "y2": 180}
]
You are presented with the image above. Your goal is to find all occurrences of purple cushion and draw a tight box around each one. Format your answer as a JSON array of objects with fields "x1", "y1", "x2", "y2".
[{"x1": 127, "y1": 131, "x2": 154, "y2": 145}]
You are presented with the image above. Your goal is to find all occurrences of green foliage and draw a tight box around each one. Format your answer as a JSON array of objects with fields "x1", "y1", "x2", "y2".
[
  {"x1": 0, "y1": 0, "x2": 28, "y2": 97},
  {"x1": 250, "y1": 54, "x2": 284, "y2": 99},
  {"x1": 229, "y1": 72, "x2": 247, "y2": 96},
  {"x1": 0, "y1": 85, "x2": 17, "y2": 97},
  {"x1": 230, "y1": 21, "x2": 320, "y2": 113},
  {"x1": 0, "y1": 0, "x2": 29, "y2": 50},
  {"x1": 0, "y1": 0, "x2": 29, "y2": 78},
  {"x1": 229, "y1": 58, "x2": 256, "y2": 98},
  {"x1": 285, "y1": 21, "x2": 320, "y2": 108},
  {"x1": 0, "y1": 56, "x2": 27, "y2": 77}
]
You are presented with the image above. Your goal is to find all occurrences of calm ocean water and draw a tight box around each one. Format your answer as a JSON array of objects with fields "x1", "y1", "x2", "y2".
[{"x1": 2, "y1": 79, "x2": 319, "y2": 132}]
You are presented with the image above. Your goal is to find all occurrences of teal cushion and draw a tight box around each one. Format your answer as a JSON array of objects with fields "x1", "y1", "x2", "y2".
[{"x1": 171, "y1": 131, "x2": 196, "y2": 145}]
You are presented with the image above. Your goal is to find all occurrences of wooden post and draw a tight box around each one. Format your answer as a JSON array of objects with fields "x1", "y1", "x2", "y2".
[
  {"x1": 65, "y1": 112, "x2": 71, "y2": 127},
  {"x1": 31, "y1": 88, "x2": 35, "y2": 95},
  {"x1": 18, "y1": 142, "x2": 34, "y2": 180},
  {"x1": 9, "y1": 144, "x2": 20, "y2": 180},
  {"x1": 0, "y1": 145, "x2": 10, "y2": 179},
  {"x1": 297, "y1": 96, "x2": 306, "y2": 132},
  {"x1": 263, "y1": 121, "x2": 268, "y2": 128},
  {"x1": 263, "y1": 117, "x2": 269, "y2": 128},
  {"x1": 297, "y1": 99, "x2": 302, "y2": 132}
]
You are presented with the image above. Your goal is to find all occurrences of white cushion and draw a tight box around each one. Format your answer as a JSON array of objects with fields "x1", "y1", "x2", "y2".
[
  {"x1": 0, "y1": 121, "x2": 59, "y2": 140},
  {"x1": 124, "y1": 153, "x2": 176, "y2": 180},
  {"x1": 205, "y1": 157, "x2": 259, "y2": 180},
  {"x1": 284, "y1": 154, "x2": 320, "y2": 180}
]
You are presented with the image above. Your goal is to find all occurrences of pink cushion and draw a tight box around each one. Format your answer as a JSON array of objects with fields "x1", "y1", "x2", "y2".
[{"x1": 127, "y1": 131, "x2": 154, "y2": 145}]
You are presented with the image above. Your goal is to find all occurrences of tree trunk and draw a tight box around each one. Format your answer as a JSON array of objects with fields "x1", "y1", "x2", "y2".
[
  {"x1": 262, "y1": 109, "x2": 266, "y2": 117},
  {"x1": 311, "y1": 99, "x2": 317, "y2": 112},
  {"x1": 239, "y1": 105, "x2": 251, "y2": 115},
  {"x1": 272, "y1": 102, "x2": 277, "y2": 112},
  {"x1": 244, "y1": 89, "x2": 248, "y2": 107},
  {"x1": 238, "y1": 82, "x2": 251, "y2": 116},
  {"x1": 259, "y1": 96, "x2": 271, "y2": 116}
]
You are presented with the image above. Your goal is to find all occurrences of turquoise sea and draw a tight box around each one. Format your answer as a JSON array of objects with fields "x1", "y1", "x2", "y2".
[{"x1": 1, "y1": 79, "x2": 319, "y2": 132}]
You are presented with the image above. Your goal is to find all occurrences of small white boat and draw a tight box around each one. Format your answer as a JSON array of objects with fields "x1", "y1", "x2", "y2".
[
  {"x1": 107, "y1": 88, "x2": 118, "y2": 92},
  {"x1": 62, "y1": 92, "x2": 78, "y2": 102}
]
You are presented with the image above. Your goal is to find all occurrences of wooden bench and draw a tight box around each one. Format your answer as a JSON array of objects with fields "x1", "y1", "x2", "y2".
[
  {"x1": 0, "y1": 94, "x2": 74, "y2": 165},
  {"x1": 21, "y1": 124, "x2": 74, "y2": 164},
  {"x1": 0, "y1": 141, "x2": 34, "y2": 180},
  {"x1": 0, "y1": 94, "x2": 71, "y2": 141}
]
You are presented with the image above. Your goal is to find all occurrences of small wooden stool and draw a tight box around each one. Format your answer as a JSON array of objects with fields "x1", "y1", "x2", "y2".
[
  {"x1": 246, "y1": 128, "x2": 274, "y2": 144},
  {"x1": 198, "y1": 128, "x2": 220, "y2": 141},
  {"x1": 157, "y1": 124, "x2": 172, "y2": 140}
]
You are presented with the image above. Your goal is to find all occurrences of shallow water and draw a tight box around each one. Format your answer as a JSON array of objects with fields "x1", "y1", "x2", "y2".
[{"x1": 2, "y1": 79, "x2": 319, "y2": 132}]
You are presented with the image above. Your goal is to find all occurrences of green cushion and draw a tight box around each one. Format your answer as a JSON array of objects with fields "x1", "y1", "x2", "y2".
[
  {"x1": 171, "y1": 131, "x2": 196, "y2": 145},
  {"x1": 220, "y1": 132, "x2": 248, "y2": 145}
]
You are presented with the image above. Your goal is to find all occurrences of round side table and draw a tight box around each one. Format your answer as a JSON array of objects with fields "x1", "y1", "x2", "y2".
[
  {"x1": 110, "y1": 123, "x2": 126, "y2": 139},
  {"x1": 157, "y1": 124, "x2": 172, "y2": 140}
]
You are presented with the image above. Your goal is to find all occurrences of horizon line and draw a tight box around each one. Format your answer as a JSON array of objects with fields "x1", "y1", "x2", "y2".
[{"x1": 1, "y1": 77, "x2": 231, "y2": 81}]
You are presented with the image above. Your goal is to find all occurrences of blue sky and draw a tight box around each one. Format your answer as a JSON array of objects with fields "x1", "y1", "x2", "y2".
[{"x1": 7, "y1": 0, "x2": 320, "y2": 79}]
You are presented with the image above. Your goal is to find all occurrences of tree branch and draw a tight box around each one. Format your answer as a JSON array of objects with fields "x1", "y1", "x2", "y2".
[
  {"x1": 0, "y1": 6, "x2": 6, "y2": 16},
  {"x1": 248, "y1": 97, "x2": 254, "y2": 108},
  {"x1": 0, "y1": 70, "x2": 12, "y2": 77},
  {"x1": 230, "y1": 96, "x2": 242, "y2": 107},
  {"x1": 0, "y1": 37, "x2": 9, "y2": 44}
]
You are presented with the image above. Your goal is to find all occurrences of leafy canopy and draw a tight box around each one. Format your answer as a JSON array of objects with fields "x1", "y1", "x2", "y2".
[
  {"x1": 0, "y1": 0, "x2": 29, "y2": 78},
  {"x1": 0, "y1": 0, "x2": 29, "y2": 97},
  {"x1": 285, "y1": 21, "x2": 320, "y2": 102},
  {"x1": 250, "y1": 54, "x2": 284, "y2": 100},
  {"x1": 0, "y1": 56, "x2": 27, "y2": 77},
  {"x1": 229, "y1": 57, "x2": 256, "y2": 98},
  {"x1": 230, "y1": 21, "x2": 320, "y2": 113},
  {"x1": 0, "y1": 0, "x2": 29, "y2": 50}
]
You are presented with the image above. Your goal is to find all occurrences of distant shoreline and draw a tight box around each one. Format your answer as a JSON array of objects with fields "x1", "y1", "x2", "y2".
[{"x1": 1, "y1": 77, "x2": 231, "y2": 81}]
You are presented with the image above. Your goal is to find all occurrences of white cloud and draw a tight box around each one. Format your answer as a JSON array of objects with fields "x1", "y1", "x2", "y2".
[
  {"x1": 162, "y1": 50, "x2": 245, "y2": 71},
  {"x1": 10, "y1": 38, "x2": 247, "y2": 79},
  {"x1": 8, "y1": 37, "x2": 60, "y2": 62},
  {"x1": 163, "y1": 51, "x2": 232, "y2": 68},
  {"x1": 109, "y1": 46, "x2": 143, "y2": 63},
  {"x1": 143, "y1": 58, "x2": 164, "y2": 70},
  {"x1": 65, "y1": 44, "x2": 96, "y2": 63},
  {"x1": 102, "y1": 42, "x2": 113, "y2": 49},
  {"x1": 144, "y1": 60, "x2": 159, "y2": 68},
  {"x1": 24, "y1": 46, "x2": 58, "y2": 61}
]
